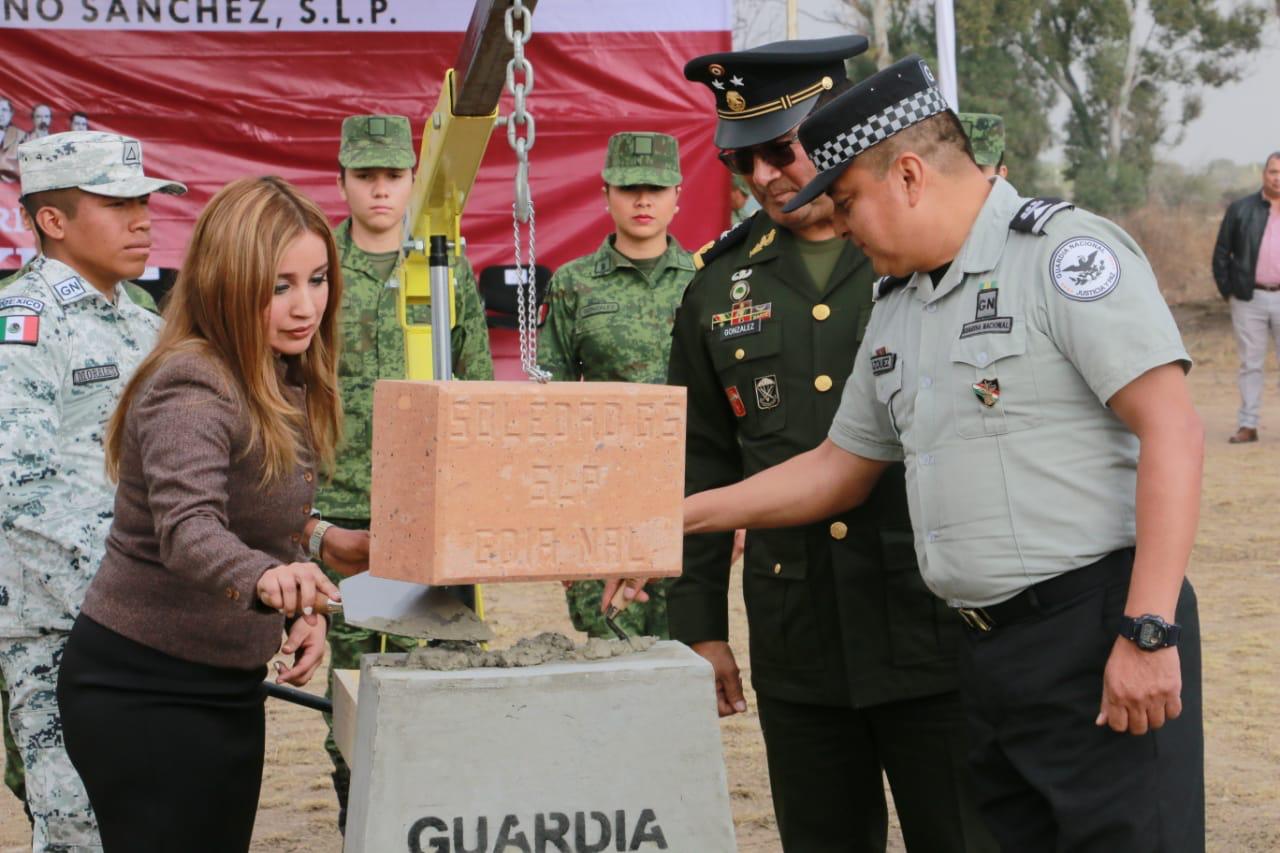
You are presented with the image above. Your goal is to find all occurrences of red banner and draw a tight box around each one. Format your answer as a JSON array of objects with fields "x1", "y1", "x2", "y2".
[{"x1": 0, "y1": 16, "x2": 731, "y2": 278}]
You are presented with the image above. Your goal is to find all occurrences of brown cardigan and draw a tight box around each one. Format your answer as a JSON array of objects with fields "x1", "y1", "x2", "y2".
[{"x1": 82, "y1": 349, "x2": 317, "y2": 669}]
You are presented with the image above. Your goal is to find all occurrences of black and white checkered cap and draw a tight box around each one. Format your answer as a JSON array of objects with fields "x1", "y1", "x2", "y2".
[
  {"x1": 784, "y1": 55, "x2": 951, "y2": 213},
  {"x1": 810, "y1": 87, "x2": 948, "y2": 172}
]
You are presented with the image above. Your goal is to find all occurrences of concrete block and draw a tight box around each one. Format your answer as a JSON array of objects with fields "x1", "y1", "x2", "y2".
[
  {"x1": 333, "y1": 669, "x2": 360, "y2": 765},
  {"x1": 370, "y1": 380, "x2": 686, "y2": 585},
  {"x1": 344, "y1": 642, "x2": 736, "y2": 853}
]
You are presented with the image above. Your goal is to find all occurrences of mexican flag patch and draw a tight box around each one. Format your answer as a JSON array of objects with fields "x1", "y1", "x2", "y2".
[{"x1": 0, "y1": 315, "x2": 39, "y2": 345}]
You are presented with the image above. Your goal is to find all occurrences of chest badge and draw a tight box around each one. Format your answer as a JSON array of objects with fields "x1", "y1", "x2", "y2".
[
  {"x1": 729, "y1": 268, "x2": 753, "y2": 302},
  {"x1": 959, "y1": 281, "x2": 1013, "y2": 338},
  {"x1": 712, "y1": 299, "x2": 773, "y2": 338},
  {"x1": 972, "y1": 378, "x2": 1001, "y2": 407},
  {"x1": 870, "y1": 346, "x2": 897, "y2": 376},
  {"x1": 754, "y1": 374, "x2": 780, "y2": 410},
  {"x1": 725, "y1": 385, "x2": 747, "y2": 418}
]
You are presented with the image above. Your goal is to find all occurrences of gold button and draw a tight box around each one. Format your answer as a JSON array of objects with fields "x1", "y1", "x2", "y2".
[
  {"x1": 830, "y1": 521, "x2": 848, "y2": 540},
  {"x1": 224, "y1": 586, "x2": 239, "y2": 601},
  {"x1": 773, "y1": 563, "x2": 782, "y2": 575},
  {"x1": 734, "y1": 348, "x2": 746, "y2": 360},
  {"x1": 814, "y1": 375, "x2": 833, "y2": 392},
  {"x1": 303, "y1": 471, "x2": 314, "y2": 483},
  {"x1": 812, "y1": 304, "x2": 831, "y2": 321}
]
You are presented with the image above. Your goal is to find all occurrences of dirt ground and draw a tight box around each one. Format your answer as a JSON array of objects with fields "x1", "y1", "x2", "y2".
[{"x1": 2, "y1": 301, "x2": 1278, "y2": 852}]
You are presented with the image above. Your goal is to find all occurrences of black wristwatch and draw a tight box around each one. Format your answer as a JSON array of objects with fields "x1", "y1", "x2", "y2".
[{"x1": 1119, "y1": 614, "x2": 1181, "y2": 651}]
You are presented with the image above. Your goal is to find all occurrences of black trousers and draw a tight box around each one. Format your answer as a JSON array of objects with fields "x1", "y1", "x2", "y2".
[
  {"x1": 756, "y1": 690, "x2": 997, "y2": 853},
  {"x1": 56, "y1": 616, "x2": 268, "y2": 853},
  {"x1": 959, "y1": 557, "x2": 1205, "y2": 852}
]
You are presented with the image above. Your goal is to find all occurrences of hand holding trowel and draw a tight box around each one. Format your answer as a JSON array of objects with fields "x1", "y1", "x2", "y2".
[{"x1": 600, "y1": 577, "x2": 654, "y2": 648}]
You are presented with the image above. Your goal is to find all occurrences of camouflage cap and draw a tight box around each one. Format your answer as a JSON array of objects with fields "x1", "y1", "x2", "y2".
[
  {"x1": 339, "y1": 114, "x2": 416, "y2": 169},
  {"x1": 601, "y1": 132, "x2": 681, "y2": 187},
  {"x1": 18, "y1": 131, "x2": 186, "y2": 198},
  {"x1": 958, "y1": 112, "x2": 1005, "y2": 167}
]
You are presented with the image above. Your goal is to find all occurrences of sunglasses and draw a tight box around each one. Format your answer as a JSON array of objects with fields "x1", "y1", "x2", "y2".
[{"x1": 717, "y1": 135, "x2": 801, "y2": 176}]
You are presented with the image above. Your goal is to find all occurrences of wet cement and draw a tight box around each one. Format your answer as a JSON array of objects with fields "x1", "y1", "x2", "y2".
[{"x1": 402, "y1": 631, "x2": 657, "y2": 671}]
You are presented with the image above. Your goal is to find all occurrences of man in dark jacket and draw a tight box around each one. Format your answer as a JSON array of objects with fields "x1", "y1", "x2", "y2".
[{"x1": 1214, "y1": 152, "x2": 1280, "y2": 443}]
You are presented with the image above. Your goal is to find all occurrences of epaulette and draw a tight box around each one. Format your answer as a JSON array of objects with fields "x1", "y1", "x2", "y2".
[
  {"x1": 1009, "y1": 197, "x2": 1074, "y2": 236},
  {"x1": 693, "y1": 215, "x2": 755, "y2": 271},
  {"x1": 873, "y1": 274, "x2": 910, "y2": 301}
]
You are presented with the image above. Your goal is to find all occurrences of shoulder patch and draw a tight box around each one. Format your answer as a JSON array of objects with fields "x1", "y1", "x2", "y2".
[
  {"x1": 0, "y1": 295, "x2": 46, "y2": 314},
  {"x1": 1050, "y1": 237, "x2": 1121, "y2": 301},
  {"x1": 49, "y1": 276, "x2": 91, "y2": 306},
  {"x1": 873, "y1": 275, "x2": 910, "y2": 301},
  {"x1": 1010, "y1": 197, "x2": 1075, "y2": 236},
  {"x1": 0, "y1": 314, "x2": 39, "y2": 345},
  {"x1": 694, "y1": 217, "x2": 754, "y2": 271}
]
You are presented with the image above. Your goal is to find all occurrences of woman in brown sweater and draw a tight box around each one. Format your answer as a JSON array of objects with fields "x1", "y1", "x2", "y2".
[{"x1": 56, "y1": 176, "x2": 369, "y2": 852}]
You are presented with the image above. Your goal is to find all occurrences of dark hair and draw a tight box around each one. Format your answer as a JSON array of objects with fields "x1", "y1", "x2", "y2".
[
  {"x1": 19, "y1": 188, "x2": 81, "y2": 245},
  {"x1": 70, "y1": 111, "x2": 88, "y2": 121},
  {"x1": 1266, "y1": 152, "x2": 1280, "y2": 169}
]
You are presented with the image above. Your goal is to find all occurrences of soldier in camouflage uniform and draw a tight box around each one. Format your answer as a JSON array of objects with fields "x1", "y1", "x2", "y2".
[
  {"x1": 958, "y1": 112, "x2": 1007, "y2": 179},
  {"x1": 0, "y1": 131, "x2": 183, "y2": 852},
  {"x1": 0, "y1": 262, "x2": 158, "y2": 823},
  {"x1": 317, "y1": 115, "x2": 493, "y2": 829},
  {"x1": 538, "y1": 132, "x2": 693, "y2": 639}
]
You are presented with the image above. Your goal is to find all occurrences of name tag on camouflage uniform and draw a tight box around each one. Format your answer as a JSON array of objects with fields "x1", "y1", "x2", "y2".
[
  {"x1": 72, "y1": 364, "x2": 121, "y2": 385},
  {"x1": 580, "y1": 301, "x2": 620, "y2": 319}
]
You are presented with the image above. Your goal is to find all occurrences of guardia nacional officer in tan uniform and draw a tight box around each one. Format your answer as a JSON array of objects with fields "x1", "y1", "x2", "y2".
[
  {"x1": 665, "y1": 56, "x2": 1205, "y2": 851},
  {"x1": 660, "y1": 37, "x2": 992, "y2": 852}
]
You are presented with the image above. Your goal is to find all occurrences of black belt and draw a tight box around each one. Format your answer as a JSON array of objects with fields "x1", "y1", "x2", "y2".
[{"x1": 956, "y1": 548, "x2": 1134, "y2": 633}]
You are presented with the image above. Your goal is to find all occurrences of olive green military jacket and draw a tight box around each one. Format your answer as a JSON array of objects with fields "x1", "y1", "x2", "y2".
[
  {"x1": 316, "y1": 219, "x2": 494, "y2": 521},
  {"x1": 666, "y1": 212, "x2": 961, "y2": 708},
  {"x1": 538, "y1": 235, "x2": 695, "y2": 383}
]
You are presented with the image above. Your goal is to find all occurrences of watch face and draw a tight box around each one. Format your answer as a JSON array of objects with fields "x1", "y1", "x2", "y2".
[{"x1": 1137, "y1": 620, "x2": 1166, "y2": 649}]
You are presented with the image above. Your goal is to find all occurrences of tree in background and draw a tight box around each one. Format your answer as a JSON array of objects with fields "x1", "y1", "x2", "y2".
[{"x1": 985, "y1": 0, "x2": 1266, "y2": 212}]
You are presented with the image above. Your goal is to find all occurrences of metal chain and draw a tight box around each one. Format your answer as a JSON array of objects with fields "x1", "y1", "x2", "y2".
[{"x1": 505, "y1": 0, "x2": 548, "y2": 381}]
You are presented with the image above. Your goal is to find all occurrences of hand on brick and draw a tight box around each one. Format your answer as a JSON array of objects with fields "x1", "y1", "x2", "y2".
[
  {"x1": 257, "y1": 561, "x2": 341, "y2": 624},
  {"x1": 320, "y1": 525, "x2": 371, "y2": 576},
  {"x1": 275, "y1": 615, "x2": 328, "y2": 686}
]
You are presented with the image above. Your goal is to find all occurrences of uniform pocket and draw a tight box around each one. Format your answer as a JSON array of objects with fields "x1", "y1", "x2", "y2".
[
  {"x1": 742, "y1": 529, "x2": 824, "y2": 672},
  {"x1": 707, "y1": 322, "x2": 787, "y2": 438},
  {"x1": 948, "y1": 324, "x2": 1040, "y2": 438}
]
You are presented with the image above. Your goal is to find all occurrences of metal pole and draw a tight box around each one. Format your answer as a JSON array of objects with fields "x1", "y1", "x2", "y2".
[
  {"x1": 428, "y1": 235, "x2": 454, "y2": 381},
  {"x1": 786, "y1": 0, "x2": 798, "y2": 38}
]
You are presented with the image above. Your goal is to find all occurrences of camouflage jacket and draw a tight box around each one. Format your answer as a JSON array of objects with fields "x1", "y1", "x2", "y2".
[
  {"x1": 316, "y1": 218, "x2": 494, "y2": 521},
  {"x1": 0, "y1": 256, "x2": 160, "y2": 637},
  {"x1": 538, "y1": 235, "x2": 695, "y2": 383},
  {"x1": 1, "y1": 262, "x2": 158, "y2": 312}
]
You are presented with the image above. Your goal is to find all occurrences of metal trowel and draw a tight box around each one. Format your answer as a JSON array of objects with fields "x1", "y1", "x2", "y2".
[{"x1": 322, "y1": 572, "x2": 493, "y2": 643}]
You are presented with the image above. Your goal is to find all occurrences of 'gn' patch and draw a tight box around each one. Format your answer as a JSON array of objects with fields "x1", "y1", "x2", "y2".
[
  {"x1": 870, "y1": 347, "x2": 897, "y2": 376},
  {"x1": 1050, "y1": 237, "x2": 1120, "y2": 301},
  {"x1": 960, "y1": 284, "x2": 1014, "y2": 338},
  {"x1": 51, "y1": 277, "x2": 90, "y2": 305},
  {"x1": 754, "y1": 375, "x2": 780, "y2": 410},
  {"x1": 580, "y1": 301, "x2": 620, "y2": 319},
  {"x1": 72, "y1": 364, "x2": 121, "y2": 386}
]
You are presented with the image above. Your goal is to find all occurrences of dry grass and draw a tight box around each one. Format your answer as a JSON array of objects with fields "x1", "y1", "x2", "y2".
[{"x1": 2, "y1": 303, "x2": 1278, "y2": 852}]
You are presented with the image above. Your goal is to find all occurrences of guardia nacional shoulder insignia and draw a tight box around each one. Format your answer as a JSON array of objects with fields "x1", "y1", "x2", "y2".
[{"x1": 1050, "y1": 237, "x2": 1120, "y2": 302}]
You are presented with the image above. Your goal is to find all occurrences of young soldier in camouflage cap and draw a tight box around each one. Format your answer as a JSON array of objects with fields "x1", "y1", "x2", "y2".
[
  {"x1": 0, "y1": 130, "x2": 182, "y2": 851},
  {"x1": 539, "y1": 131, "x2": 693, "y2": 640},
  {"x1": 958, "y1": 112, "x2": 1007, "y2": 178},
  {"x1": 317, "y1": 114, "x2": 493, "y2": 830}
]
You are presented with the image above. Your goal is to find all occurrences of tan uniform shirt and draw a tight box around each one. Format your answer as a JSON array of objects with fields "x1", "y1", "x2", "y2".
[{"x1": 829, "y1": 179, "x2": 1190, "y2": 607}]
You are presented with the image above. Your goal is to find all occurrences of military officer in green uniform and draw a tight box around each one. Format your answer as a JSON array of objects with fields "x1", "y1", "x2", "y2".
[
  {"x1": 958, "y1": 112, "x2": 1007, "y2": 179},
  {"x1": 316, "y1": 114, "x2": 494, "y2": 829},
  {"x1": 675, "y1": 56, "x2": 1205, "y2": 851},
  {"x1": 539, "y1": 131, "x2": 693, "y2": 639},
  {"x1": 658, "y1": 38, "x2": 993, "y2": 852}
]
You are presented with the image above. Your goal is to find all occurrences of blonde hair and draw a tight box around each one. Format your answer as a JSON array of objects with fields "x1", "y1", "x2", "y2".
[{"x1": 106, "y1": 176, "x2": 343, "y2": 484}]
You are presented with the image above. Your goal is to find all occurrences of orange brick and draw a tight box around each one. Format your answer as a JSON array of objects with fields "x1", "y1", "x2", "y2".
[{"x1": 370, "y1": 381, "x2": 686, "y2": 585}]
